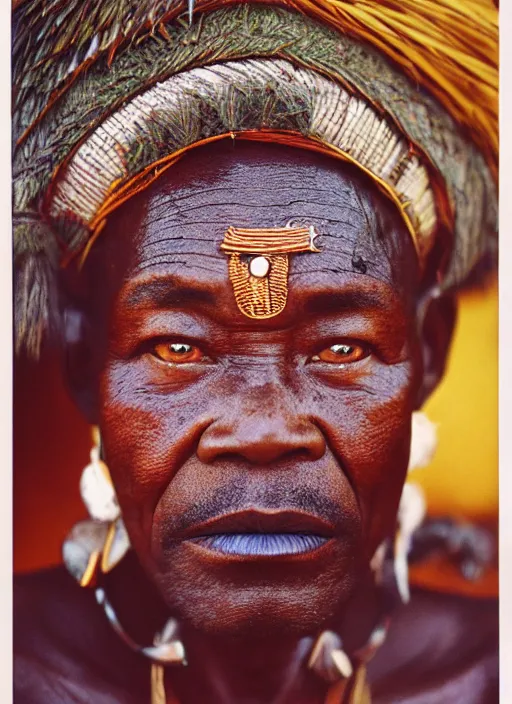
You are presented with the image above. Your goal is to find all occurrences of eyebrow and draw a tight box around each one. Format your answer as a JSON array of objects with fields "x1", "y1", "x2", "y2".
[
  {"x1": 303, "y1": 288, "x2": 395, "y2": 316},
  {"x1": 124, "y1": 279, "x2": 216, "y2": 308},
  {"x1": 123, "y1": 275, "x2": 397, "y2": 317}
]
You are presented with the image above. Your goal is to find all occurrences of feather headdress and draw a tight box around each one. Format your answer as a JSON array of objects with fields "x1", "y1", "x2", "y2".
[{"x1": 13, "y1": 0, "x2": 498, "y2": 356}]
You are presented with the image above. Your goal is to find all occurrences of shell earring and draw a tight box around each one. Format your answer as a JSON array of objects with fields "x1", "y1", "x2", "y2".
[
  {"x1": 79, "y1": 426, "x2": 120, "y2": 522},
  {"x1": 63, "y1": 429, "x2": 187, "y2": 704},
  {"x1": 394, "y1": 482, "x2": 427, "y2": 603},
  {"x1": 408, "y1": 411, "x2": 437, "y2": 472},
  {"x1": 63, "y1": 427, "x2": 131, "y2": 587},
  {"x1": 393, "y1": 411, "x2": 437, "y2": 603}
]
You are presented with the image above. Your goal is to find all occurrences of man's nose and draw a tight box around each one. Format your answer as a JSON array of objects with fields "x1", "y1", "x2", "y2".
[{"x1": 197, "y1": 390, "x2": 326, "y2": 465}]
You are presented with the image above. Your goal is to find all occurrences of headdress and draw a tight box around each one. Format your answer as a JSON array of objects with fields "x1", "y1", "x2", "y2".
[{"x1": 13, "y1": 0, "x2": 498, "y2": 355}]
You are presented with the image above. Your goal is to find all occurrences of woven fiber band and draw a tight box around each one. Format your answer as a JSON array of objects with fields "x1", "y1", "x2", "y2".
[{"x1": 48, "y1": 58, "x2": 437, "y2": 260}]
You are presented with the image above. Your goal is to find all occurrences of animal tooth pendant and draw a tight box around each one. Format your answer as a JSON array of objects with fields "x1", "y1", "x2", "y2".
[
  {"x1": 221, "y1": 225, "x2": 320, "y2": 319},
  {"x1": 308, "y1": 630, "x2": 353, "y2": 683}
]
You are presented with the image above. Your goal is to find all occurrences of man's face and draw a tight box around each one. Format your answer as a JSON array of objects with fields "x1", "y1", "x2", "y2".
[{"x1": 81, "y1": 143, "x2": 422, "y2": 637}]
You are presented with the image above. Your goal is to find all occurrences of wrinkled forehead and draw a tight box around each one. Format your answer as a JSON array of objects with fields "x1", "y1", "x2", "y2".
[{"x1": 83, "y1": 143, "x2": 419, "y2": 305}]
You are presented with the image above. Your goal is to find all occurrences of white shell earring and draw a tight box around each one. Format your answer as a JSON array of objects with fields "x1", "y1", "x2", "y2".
[
  {"x1": 393, "y1": 411, "x2": 437, "y2": 603},
  {"x1": 408, "y1": 411, "x2": 438, "y2": 472},
  {"x1": 392, "y1": 411, "x2": 436, "y2": 603},
  {"x1": 63, "y1": 427, "x2": 131, "y2": 587},
  {"x1": 80, "y1": 426, "x2": 120, "y2": 522},
  {"x1": 394, "y1": 482, "x2": 427, "y2": 603},
  {"x1": 64, "y1": 430, "x2": 186, "y2": 704}
]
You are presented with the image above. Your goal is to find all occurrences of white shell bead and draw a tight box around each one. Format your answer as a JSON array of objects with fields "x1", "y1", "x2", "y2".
[
  {"x1": 249, "y1": 256, "x2": 270, "y2": 278},
  {"x1": 331, "y1": 649, "x2": 354, "y2": 679},
  {"x1": 408, "y1": 411, "x2": 438, "y2": 471},
  {"x1": 62, "y1": 519, "x2": 109, "y2": 584},
  {"x1": 102, "y1": 518, "x2": 131, "y2": 572},
  {"x1": 80, "y1": 458, "x2": 120, "y2": 522},
  {"x1": 145, "y1": 640, "x2": 186, "y2": 664}
]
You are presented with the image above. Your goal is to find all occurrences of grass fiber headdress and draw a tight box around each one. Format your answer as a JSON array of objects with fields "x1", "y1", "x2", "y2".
[{"x1": 13, "y1": 0, "x2": 498, "y2": 356}]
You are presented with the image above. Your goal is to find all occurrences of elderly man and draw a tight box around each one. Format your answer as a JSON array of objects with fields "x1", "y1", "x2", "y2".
[{"x1": 13, "y1": 0, "x2": 498, "y2": 702}]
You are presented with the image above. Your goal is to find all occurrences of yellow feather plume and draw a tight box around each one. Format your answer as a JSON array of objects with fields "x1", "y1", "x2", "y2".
[
  {"x1": 292, "y1": 0, "x2": 499, "y2": 179},
  {"x1": 200, "y1": 0, "x2": 498, "y2": 179}
]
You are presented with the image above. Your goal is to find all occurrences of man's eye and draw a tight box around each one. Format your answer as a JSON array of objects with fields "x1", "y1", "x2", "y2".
[
  {"x1": 152, "y1": 342, "x2": 205, "y2": 364},
  {"x1": 311, "y1": 343, "x2": 368, "y2": 364}
]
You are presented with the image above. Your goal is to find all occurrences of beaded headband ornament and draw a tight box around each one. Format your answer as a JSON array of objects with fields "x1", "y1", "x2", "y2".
[{"x1": 220, "y1": 225, "x2": 320, "y2": 319}]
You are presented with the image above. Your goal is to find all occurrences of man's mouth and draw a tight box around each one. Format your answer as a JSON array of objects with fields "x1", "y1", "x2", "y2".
[
  {"x1": 191, "y1": 533, "x2": 328, "y2": 556},
  {"x1": 183, "y1": 509, "x2": 335, "y2": 557}
]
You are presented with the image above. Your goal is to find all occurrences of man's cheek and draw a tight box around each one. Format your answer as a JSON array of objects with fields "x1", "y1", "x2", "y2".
[
  {"x1": 99, "y1": 369, "x2": 203, "y2": 496},
  {"x1": 323, "y1": 393, "x2": 412, "y2": 553},
  {"x1": 358, "y1": 412, "x2": 411, "y2": 553}
]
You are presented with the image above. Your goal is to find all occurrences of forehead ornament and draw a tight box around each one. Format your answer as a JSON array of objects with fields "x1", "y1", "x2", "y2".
[{"x1": 220, "y1": 225, "x2": 320, "y2": 319}]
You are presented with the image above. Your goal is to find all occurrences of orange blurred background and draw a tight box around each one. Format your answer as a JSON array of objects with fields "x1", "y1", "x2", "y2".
[{"x1": 13, "y1": 276, "x2": 498, "y2": 595}]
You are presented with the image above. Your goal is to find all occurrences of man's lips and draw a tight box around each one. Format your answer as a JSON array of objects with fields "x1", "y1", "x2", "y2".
[
  {"x1": 190, "y1": 533, "x2": 329, "y2": 556},
  {"x1": 182, "y1": 508, "x2": 336, "y2": 538},
  {"x1": 182, "y1": 509, "x2": 336, "y2": 557}
]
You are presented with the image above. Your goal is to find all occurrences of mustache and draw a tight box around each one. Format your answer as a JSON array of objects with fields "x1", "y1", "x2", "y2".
[{"x1": 160, "y1": 479, "x2": 353, "y2": 550}]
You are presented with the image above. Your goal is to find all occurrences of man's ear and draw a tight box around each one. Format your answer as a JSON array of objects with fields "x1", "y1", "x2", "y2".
[
  {"x1": 61, "y1": 305, "x2": 100, "y2": 425},
  {"x1": 416, "y1": 290, "x2": 457, "y2": 408}
]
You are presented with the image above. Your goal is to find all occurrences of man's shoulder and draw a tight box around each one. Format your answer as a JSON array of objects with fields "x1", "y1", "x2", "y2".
[
  {"x1": 369, "y1": 587, "x2": 499, "y2": 704},
  {"x1": 15, "y1": 564, "x2": 92, "y2": 609},
  {"x1": 15, "y1": 567, "x2": 96, "y2": 703},
  {"x1": 15, "y1": 565, "x2": 100, "y2": 654},
  {"x1": 14, "y1": 572, "x2": 498, "y2": 704},
  {"x1": 14, "y1": 566, "x2": 137, "y2": 704}
]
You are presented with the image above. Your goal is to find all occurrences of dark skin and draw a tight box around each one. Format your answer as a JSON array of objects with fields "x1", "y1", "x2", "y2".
[{"x1": 14, "y1": 143, "x2": 497, "y2": 703}]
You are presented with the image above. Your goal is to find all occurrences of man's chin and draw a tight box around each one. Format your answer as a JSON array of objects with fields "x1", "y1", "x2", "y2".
[
  {"x1": 166, "y1": 583, "x2": 349, "y2": 637},
  {"x1": 153, "y1": 553, "x2": 358, "y2": 637}
]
